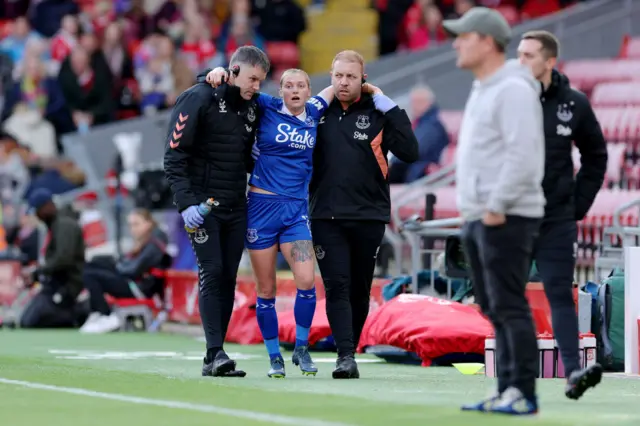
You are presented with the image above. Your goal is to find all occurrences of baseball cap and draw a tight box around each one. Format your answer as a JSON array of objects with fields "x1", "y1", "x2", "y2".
[
  {"x1": 27, "y1": 188, "x2": 53, "y2": 213},
  {"x1": 442, "y1": 7, "x2": 512, "y2": 49}
]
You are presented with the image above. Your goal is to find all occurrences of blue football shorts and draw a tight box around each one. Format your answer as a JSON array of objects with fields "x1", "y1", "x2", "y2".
[{"x1": 245, "y1": 192, "x2": 311, "y2": 250}]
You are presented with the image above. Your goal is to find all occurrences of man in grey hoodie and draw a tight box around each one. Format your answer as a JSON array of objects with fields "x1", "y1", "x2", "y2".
[{"x1": 443, "y1": 7, "x2": 545, "y2": 415}]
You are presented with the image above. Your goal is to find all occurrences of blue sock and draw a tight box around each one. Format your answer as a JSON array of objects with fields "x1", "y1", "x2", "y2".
[
  {"x1": 256, "y1": 297, "x2": 281, "y2": 360},
  {"x1": 294, "y1": 288, "x2": 316, "y2": 348}
]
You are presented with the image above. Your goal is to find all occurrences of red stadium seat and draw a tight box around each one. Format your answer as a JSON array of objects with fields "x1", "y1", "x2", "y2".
[
  {"x1": 624, "y1": 164, "x2": 640, "y2": 190},
  {"x1": 265, "y1": 42, "x2": 300, "y2": 69},
  {"x1": 594, "y1": 107, "x2": 640, "y2": 142},
  {"x1": 520, "y1": 0, "x2": 561, "y2": 20},
  {"x1": 573, "y1": 143, "x2": 626, "y2": 186},
  {"x1": 0, "y1": 21, "x2": 13, "y2": 39},
  {"x1": 438, "y1": 110, "x2": 463, "y2": 144},
  {"x1": 561, "y1": 60, "x2": 640, "y2": 93},
  {"x1": 591, "y1": 81, "x2": 640, "y2": 107},
  {"x1": 619, "y1": 35, "x2": 640, "y2": 59},
  {"x1": 439, "y1": 145, "x2": 456, "y2": 166},
  {"x1": 577, "y1": 188, "x2": 640, "y2": 261},
  {"x1": 426, "y1": 145, "x2": 456, "y2": 174},
  {"x1": 495, "y1": 5, "x2": 520, "y2": 26},
  {"x1": 271, "y1": 68, "x2": 286, "y2": 84}
]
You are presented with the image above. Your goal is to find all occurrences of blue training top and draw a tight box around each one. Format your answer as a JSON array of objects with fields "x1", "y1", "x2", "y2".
[{"x1": 250, "y1": 93, "x2": 328, "y2": 199}]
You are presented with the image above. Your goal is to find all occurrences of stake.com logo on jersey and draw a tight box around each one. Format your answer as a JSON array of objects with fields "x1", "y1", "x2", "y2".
[{"x1": 275, "y1": 123, "x2": 315, "y2": 150}]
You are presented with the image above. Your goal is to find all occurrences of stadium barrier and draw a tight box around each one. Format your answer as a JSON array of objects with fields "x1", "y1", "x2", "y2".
[
  {"x1": 165, "y1": 270, "x2": 388, "y2": 325},
  {"x1": 624, "y1": 246, "x2": 640, "y2": 374}
]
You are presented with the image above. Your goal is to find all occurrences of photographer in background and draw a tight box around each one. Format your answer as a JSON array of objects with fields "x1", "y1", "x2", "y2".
[{"x1": 19, "y1": 188, "x2": 86, "y2": 328}]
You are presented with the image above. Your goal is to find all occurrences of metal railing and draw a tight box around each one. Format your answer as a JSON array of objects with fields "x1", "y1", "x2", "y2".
[
  {"x1": 595, "y1": 197, "x2": 640, "y2": 280},
  {"x1": 400, "y1": 217, "x2": 463, "y2": 296},
  {"x1": 383, "y1": 163, "x2": 455, "y2": 276}
]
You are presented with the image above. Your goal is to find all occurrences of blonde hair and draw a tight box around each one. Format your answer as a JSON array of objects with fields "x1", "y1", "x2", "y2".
[
  {"x1": 331, "y1": 50, "x2": 365, "y2": 72},
  {"x1": 279, "y1": 68, "x2": 310, "y2": 88}
]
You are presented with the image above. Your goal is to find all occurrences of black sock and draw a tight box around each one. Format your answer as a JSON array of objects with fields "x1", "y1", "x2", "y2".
[{"x1": 206, "y1": 347, "x2": 222, "y2": 362}]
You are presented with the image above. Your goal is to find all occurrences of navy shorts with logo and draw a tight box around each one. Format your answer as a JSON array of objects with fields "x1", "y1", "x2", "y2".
[{"x1": 245, "y1": 192, "x2": 311, "y2": 250}]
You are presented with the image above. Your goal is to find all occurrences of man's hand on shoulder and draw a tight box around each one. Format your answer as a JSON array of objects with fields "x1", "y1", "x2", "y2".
[{"x1": 206, "y1": 67, "x2": 231, "y2": 88}]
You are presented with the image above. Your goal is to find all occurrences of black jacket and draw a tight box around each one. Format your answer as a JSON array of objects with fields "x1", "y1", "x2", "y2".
[
  {"x1": 310, "y1": 95, "x2": 419, "y2": 222},
  {"x1": 117, "y1": 228, "x2": 171, "y2": 297},
  {"x1": 163, "y1": 73, "x2": 258, "y2": 212},
  {"x1": 540, "y1": 70, "x2": 607, "y2": 221},
  {"x1": 36, "y1": 213, "x2": 86, "y2": 301}
]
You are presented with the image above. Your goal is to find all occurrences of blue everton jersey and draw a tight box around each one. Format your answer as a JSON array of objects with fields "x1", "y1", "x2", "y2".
[{"x1": 250, "y1": 93, "x2": 328, "y2": 199}]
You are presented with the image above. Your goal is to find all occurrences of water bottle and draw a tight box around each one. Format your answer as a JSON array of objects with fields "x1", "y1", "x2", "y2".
[
  {"x1": 184, "y1": 198, "x2": 216, "y2": 233},
  {"x1": 147, "y1": 310, "x2": 168, "y2": 332}
]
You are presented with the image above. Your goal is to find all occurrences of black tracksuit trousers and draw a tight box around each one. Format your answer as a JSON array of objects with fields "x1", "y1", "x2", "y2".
[
  {"x1": 311, "y1": 219, "x2": 386, "y2": 358},
  {"x1": 189, "y1": 208, "x2": 246, "y2": 352},
  {"x1": 533, "y1": 219, "x2": 581, "y2": 377},
  {"x1": 461, "y1": 216, "x2": 540, "y2": 400}
]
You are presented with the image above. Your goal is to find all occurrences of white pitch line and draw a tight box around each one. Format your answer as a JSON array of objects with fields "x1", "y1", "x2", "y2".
[{"x1": 0, "y1": 378, "x2": 354, "y2": 426}]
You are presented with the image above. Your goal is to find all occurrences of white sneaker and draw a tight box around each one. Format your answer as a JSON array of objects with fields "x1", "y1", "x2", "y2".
[
  {"x1": 79, "y1": 312, "x2": 102, "y2": 332},
  {"x1": 81, "y1": 313, "x2": 122, "y2": 334}
]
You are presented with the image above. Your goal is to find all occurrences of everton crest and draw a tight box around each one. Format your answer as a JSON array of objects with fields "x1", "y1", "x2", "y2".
[
  {"x1": 356, "y1": 115, "x2": 370, "y2": 130},
  {"x1": 556, "y1": 102, "x2": 573, "y2": 122},
  {"x1": 246, "y1": 228, "x2": 258, "y2": 243}
]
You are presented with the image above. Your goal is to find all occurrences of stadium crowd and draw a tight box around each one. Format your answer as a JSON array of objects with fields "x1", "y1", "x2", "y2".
[
  {"x1": 375, "y1": 0, "x2": 592, "y2": 55},
  {"x1": 0, "y1": 0, "x2": 307, "y2": 253},
  {"x1": 0, "y1": 0, "x2": 307, "y2": 151}
]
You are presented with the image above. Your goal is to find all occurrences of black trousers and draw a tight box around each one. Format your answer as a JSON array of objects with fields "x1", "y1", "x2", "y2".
[
  {"x1": 311, "y1": 219, "x2": 386, "y2": 358},
  {"x1": 20, "y1": 288, "x2": 85, "y2": 328},
  {"x1": 190, "y1": 208, "x2": 246, "y2": 351},
  {"x1": 532, "y1": 219, "x2": 580, "y2": 376},
  {"x1": 83, "y1": 264, "x2": 135, "y2": 315},
  {"x1": 461, "y1": 216, "x2": 540, "y2": 400}
]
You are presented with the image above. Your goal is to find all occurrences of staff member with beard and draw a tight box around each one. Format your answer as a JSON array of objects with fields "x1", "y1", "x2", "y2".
[{"x1": 310, "y1": 50, "x2": 419, "y2": 379}]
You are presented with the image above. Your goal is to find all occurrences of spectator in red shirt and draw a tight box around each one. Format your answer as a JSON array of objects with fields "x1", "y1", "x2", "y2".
[
  {"x1": 85, "y1": 1, "x2": 116, "y2": 40},
  {"x1": 400, "y1": 1, "x2": 447, "y2": 51},
  {"x1": 50, "y1": 14, "x2": 79, "y2": 72},
  {"x1": 179, "y1": 15, "x2": 219, "y2": 75}
]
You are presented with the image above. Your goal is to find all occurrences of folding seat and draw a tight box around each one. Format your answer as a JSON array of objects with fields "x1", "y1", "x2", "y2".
[
  {"x1": 438, "y1": 110, "x2": 463, "y2": 145},
  {"x1": 561, "y1": 60, "x2": 640, "y2": 93},
  {"x1": 591, "y1": 82, "x2": 640, "y2": 107},
  {"x1": 619, "y1": 35, "x2": 640, "y2": 59},
  {"x1": 495, "y1": 5, "x2": 520, "y2": 26},
  {"x1": 593, "y1": 107, "x2": 620, "y2": 142},
  {"x1": 572, "y1": 142, "x2": 624, "y2": 188}
]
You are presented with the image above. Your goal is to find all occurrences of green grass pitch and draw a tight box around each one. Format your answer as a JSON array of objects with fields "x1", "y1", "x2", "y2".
[{"x1": 0, "y1": 330, "x2": 639, "y2": 425}]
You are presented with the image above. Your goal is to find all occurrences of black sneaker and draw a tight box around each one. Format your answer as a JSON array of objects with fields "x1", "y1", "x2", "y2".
[
  {"x1": 565, "y1": 363, "x2": 603, "y2": 400},
  {"x1": 332, "y1": 355, "x2": 359, "y2": 379},
  {"x1": 202, "y1": 350, "x2": 246, "y2": 377}
]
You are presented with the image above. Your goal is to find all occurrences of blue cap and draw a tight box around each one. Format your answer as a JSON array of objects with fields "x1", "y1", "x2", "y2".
[{"x1": 27, "y1": 188, "x2": 53, "y2": 212}]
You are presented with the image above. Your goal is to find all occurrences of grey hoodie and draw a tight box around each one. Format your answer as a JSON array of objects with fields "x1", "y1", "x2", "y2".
[{"x1": 455, "y1": 59, "x2": 546, "y2": 222}]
